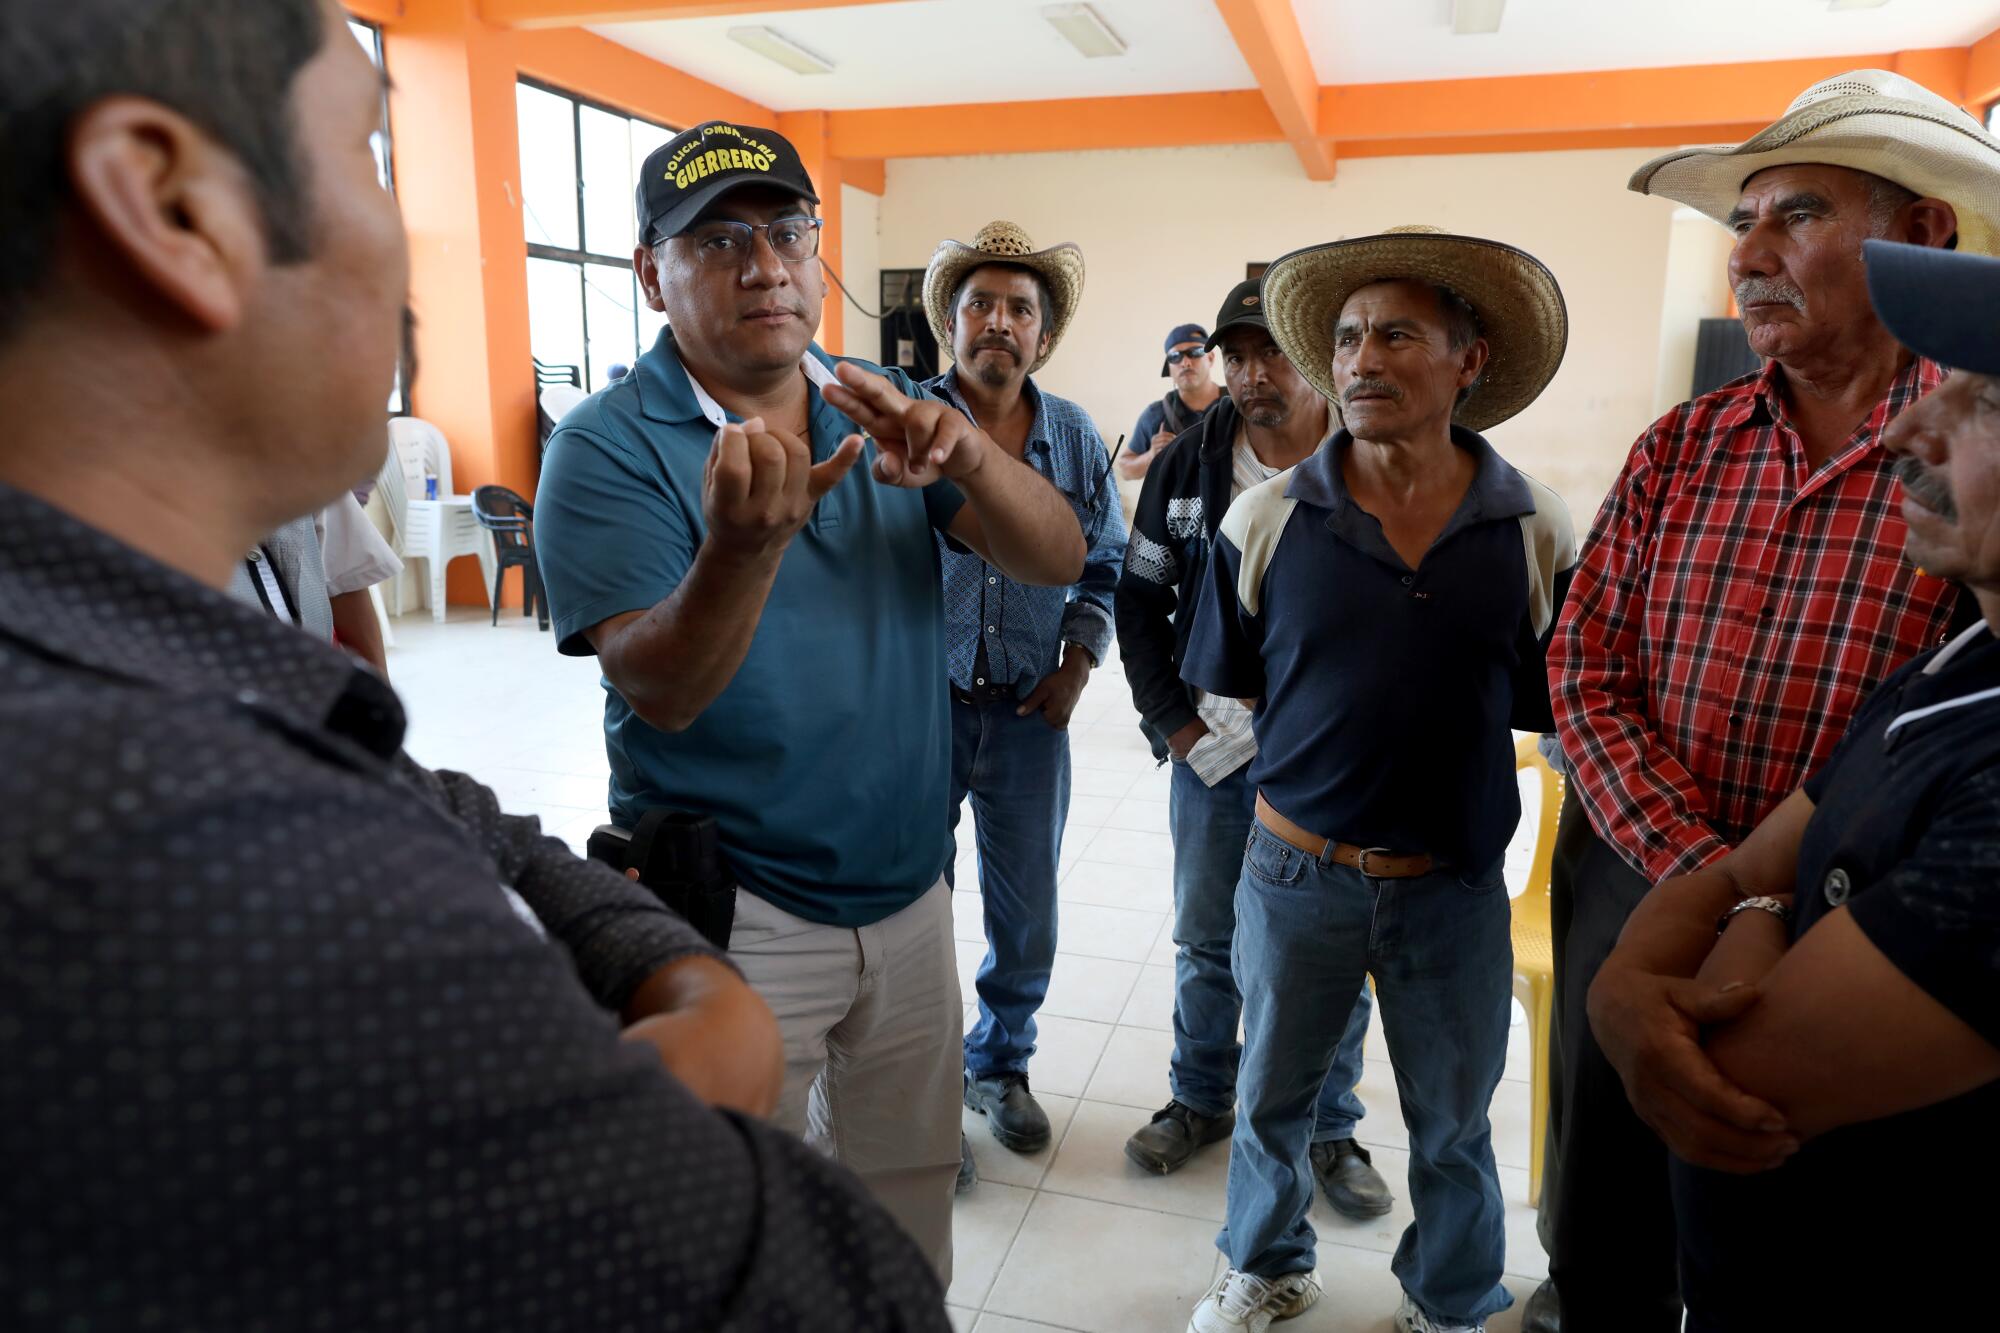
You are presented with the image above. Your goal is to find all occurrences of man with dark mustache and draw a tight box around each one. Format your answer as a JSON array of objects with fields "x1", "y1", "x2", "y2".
[
  {"x1": 1181, "y1": 229, "x2": 1574, "y2": 1333},
  {"x1": 1115, "y1": 278, "x2": 1386, "y2": 1217},
  {"x1": 1537, "y1": 69, "x2": 1997, "y2": 1332},
  {"x1": 534, "y1": 126, "x2": 1088, "y2": 1280},
  {"x1": 914, "y1": 222, "x2": 1126, "y2": 1176},
  {"x1": 1584, "y1": 236, "x2": 2000, "y2": 1330}
]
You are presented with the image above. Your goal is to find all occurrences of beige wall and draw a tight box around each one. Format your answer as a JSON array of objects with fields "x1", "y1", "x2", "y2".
[
  {"x1": 837, "y1": 183, "x2": 882, "y2": 362},
  {"x1": 873, "y1": 142, "x2": 1731, "y2": 523}
]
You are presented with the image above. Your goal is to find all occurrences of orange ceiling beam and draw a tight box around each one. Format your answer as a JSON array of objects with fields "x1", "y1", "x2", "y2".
[
  {"x1": 1968, "y1": 24, "x2": 2000, "y2": 108},
  {"x1": 841, "y1": 157, "x2": 886, "y2": 195},
  {"x1": 480, "y1": 0, "x2": 901, "y2": 27},
  {"x1": 514, "y1": 25, "x2": 773, "y2": 127},
  {"x1": 1319, "y1": 53, "x2": 1910, "y2": 142},
  {"x1": 826, "y1": 51, "x2": 1980, "y2": 162},
  {"x1": 829, "y1": 90, "x2": 1282, "y2": 159},
  {"x1": 1212, "y1": 0, "x2": 1336, "y2": 181}
]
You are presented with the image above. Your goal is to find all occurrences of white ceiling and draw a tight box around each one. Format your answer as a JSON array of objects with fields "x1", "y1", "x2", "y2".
[
  {"x1": 1300, "y1": 0, "x2": 2000, "y2": 85},
  {"x1": 591, "y1": 0, "x2": 2000, "y2": 113},
  {"x1": 592, "y1": 0, "x2": 1257, "y2": 113}
]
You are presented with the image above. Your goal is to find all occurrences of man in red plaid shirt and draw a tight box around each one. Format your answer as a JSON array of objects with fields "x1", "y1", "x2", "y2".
[{"x1": 1535, "y1": 69, "x2": 1998, "y2": 1333}]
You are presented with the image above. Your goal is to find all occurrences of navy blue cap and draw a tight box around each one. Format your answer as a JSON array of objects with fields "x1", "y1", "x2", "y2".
[
  {"x1": 1865, "y1": 239, "x2": 2000, "y2": 376},
  {"x1": 1161, "y1": 322, "x2": 1210, "y2": 376},
  {"x1": 636, "y1": 120, "x2": 818, "y2": 247}
]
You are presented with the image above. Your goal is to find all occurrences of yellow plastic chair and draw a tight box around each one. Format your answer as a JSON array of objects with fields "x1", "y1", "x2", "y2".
[{"x1": 1512, "y1": 734, "x2": 1564, "y2": 1208}]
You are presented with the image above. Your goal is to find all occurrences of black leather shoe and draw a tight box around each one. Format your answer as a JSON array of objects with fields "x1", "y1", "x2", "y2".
[
  {"x1": 1311, "y1": 1138, "x2": 1394, "y2": 1218},
  {"x1": 964, "y1": 1072, "x2": 1052, "y2": 1152},
  {"x1": 1123, "y1": 1100, "x2": 1235, "y2": 1174},
  {"x1": 1520, "y1": 1279, "x2": 1559, "y2": 1333},
  {"x1": 956, "y1": 1132, "x2": 977, "y2": 1194}
]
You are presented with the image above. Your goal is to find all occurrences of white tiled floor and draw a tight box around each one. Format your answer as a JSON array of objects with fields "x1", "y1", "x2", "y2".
[{"x1": 386, "y1": 608, "x2": 1549, "y2": 1333}]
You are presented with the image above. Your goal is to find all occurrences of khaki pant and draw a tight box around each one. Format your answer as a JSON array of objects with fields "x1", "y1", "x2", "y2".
[{"x1": 728, "y1": 878, "x2": 962, "y2": 1283}]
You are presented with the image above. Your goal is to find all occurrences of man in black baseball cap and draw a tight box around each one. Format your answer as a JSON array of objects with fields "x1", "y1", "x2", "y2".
[
  {"x1": 1121, "y1": 320, "x2": 1222, "y2": 481},
  {"x1": 634, "y1": 119, "x2": 818, "y2": 248},
  {"x1": 1113, "y1": 276, "x2": 1387, "y2": 1219},
  {"x1": 536, "y1": 116, "x2": 1090, "y2": 1282}
]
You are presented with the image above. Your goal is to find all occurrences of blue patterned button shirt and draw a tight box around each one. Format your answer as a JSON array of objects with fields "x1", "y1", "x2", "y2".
[{"x1": 924, "y1": 368, "x2": 1127, "y2": 693}]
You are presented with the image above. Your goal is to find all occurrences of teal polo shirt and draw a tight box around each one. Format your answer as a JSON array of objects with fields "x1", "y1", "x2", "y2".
[{"x1": 534, "y1": 329, "x2": 965, "y2": 927}]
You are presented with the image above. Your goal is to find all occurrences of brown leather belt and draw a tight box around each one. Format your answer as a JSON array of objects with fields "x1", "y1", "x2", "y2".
[{"x1": 1253, "y1": 793, "x2": 1435, "y2": 879}]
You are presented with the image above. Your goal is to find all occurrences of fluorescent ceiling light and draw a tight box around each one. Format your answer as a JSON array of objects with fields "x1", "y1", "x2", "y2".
[
  {"x1": 1451, "y1": 0, "x2": 1506, "y2": 35},
  {"x1": 1827, "y1": 0, "x2": 1890, "y2": 10},
  {"x1": 1042, "y1": 3, "x2": 1127, "y2": 59},
  {"x1": 727, "y1": 25, "x2": 834, "y2": 76}
]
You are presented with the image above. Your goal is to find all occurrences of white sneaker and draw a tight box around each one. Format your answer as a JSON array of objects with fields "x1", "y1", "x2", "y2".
[
  {"x1": 1187, "y1": 1268, "x2": 1323, "y2": 1333},
  {"x1": 1393, "y1": 1292, "x2": 1485, "y2": 1333}
]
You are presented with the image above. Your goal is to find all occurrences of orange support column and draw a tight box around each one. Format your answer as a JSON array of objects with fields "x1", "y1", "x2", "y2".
[
  {"x1": 382, "y1": 0, "x2": 537, "y2": 604},
  {"x1": 779, "y1": 110, "x2": 845, "y2": 356}
]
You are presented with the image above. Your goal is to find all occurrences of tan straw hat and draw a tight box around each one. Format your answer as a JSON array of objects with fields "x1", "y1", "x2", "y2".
[
  {"x1": 923, "y1": 221, "x2": 1084, "y2": 374},
  {"x1": 1629, "y1": 69, "x2": 2000, "y2": 256},
  {"x1": 1261, "y1": 225, "x2": 1568, "y2": 432}
]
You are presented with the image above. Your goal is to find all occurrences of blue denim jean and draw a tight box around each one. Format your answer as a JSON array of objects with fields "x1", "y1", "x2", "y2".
[
  {"x1": 948, "y1": 696, "x2": 1071, "y2": 1078},
  {"x1": 1168, "y1": 759, "x2": 1371, "y2": 1138},
  {"x1": 1220, "y1": 819, "x2": 1514, "y2": 1328}
]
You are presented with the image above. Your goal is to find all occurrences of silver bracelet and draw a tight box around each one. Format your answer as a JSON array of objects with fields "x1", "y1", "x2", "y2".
[{"x1": 1716, "y1": 895, "x2": 1792, "y2": 936}]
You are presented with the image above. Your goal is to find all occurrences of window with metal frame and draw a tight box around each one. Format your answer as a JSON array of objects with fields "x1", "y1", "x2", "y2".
[
  {"x1": 517, "y1": 78, "x2": 675, "y2": 394},
  {"x1": 347, "y1": 16, "x2": 409, "y2": 415}
]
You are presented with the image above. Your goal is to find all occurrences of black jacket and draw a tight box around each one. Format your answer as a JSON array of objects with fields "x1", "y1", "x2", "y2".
[{"x1": 1115, "y1": 393, "x2": 1246, "y2": 761}]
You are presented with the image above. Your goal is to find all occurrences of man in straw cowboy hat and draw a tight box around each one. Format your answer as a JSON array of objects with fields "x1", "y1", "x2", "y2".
[
  {"x1": 914, "y1": 221, "x2": 1127, "y2": 1179},
  {"x1": 534, "y1": 120, "x2": 1088, "y2": 1280},
  {"x1": 1584, "y1": 235, "x2": 2000, "y2": 1329},
  {"x1": 1114, "y1": 276, "x2": 1388, "y2": 1218},
  {"x1": 1179, "y1": 226, "x2": 1576, "y2": 1333},
  {"x1": 1540, "y1": 68, "x2": 1991, "y2": 1332}
]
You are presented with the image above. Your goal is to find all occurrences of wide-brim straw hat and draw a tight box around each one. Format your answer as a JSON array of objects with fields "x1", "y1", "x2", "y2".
[
  {"x1": 1629, "y1": 69, "x2": 2000, "y2": 257},
  {"x1": 923, "y1": 221, "x2": 1084, "y2": 374},
  {"x1": 1261, "y1": 225, "x2": 1568, "y2": 432}
]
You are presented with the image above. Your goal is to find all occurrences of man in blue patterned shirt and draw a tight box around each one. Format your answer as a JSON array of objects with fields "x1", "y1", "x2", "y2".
[{"x1": 921, "y1": 222, "x2": 1128, "y2": 1161}]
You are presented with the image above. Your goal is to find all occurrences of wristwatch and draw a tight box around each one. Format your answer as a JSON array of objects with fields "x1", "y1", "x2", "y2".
[{"x1": 1716, "y1": 895, "x2": 1793, "y2": 936}]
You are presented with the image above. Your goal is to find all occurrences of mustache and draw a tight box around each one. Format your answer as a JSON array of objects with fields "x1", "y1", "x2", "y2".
[
  {"x1": 1735, "y1": 276, "x2": 1806, "y2": 312},
  {"x1": 1342, "y1": 377, "x2": 1403, "y2": 405},
  {"x1": 972, "y1": 337, "x2": 1019, "y2": 358},
  {"x1": 1896, "y1": 452, "x2": 1958, "y2": 521}
]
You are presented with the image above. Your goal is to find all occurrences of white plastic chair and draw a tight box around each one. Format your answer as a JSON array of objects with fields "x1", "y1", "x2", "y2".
[
  {"x1": 539, "y1": 383, "x2": 586, "y2": 430},
  {"x1": 384, "y1": 417, "x2": 496, "y2": 623}
]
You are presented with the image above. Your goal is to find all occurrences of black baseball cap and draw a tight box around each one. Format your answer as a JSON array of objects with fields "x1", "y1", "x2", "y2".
[
  {"x1": 635, "y1": 120, "x2": 819, "y2": 247},
  {"x1": 1204, "y1": 278, "x2": 1269, "y2": 350},
  {"x1": 1160, "y1": 322, "x2": 1209, "y2": 375},
  {"x1": 1865, "y1": 238, "x2": 2000, "y2": 376}
]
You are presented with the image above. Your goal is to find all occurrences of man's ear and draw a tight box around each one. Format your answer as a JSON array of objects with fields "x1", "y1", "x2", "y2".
[
  {"x1": 65, "y1": 96, "x2": 267, "y2": 334},
  {"x1": 634, "y1": 244, "x2": 666, "y2": 311},
  {"x1": 1459, "y1": 336, "x2": 1491, "y2": 390},
  {"x1": 1905, "y1": 198, "x2": 1959, "y2": 251}
]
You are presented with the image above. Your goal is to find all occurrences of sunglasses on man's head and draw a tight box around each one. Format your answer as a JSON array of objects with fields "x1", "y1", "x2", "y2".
[{"x1": 1165, "y1": 348, "x2": 1208, "y2": 365}]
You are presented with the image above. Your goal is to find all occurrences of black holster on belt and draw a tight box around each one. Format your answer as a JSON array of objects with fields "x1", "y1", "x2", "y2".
[{"x1": 586, "y1": 809, "x2": 736, "y2": 951}]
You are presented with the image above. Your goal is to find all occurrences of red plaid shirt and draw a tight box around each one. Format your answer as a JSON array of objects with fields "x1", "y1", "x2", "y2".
[{"x1": 1550, "y1": 356, "x2": 1962, "y2": 883}]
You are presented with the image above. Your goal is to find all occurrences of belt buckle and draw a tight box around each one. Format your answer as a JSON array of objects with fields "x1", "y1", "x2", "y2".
[{"x1": 1355, "y1": 846, "x2": 1395, "y2": 877}]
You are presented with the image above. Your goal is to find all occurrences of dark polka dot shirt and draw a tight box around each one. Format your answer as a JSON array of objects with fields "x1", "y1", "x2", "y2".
[{"x1": 0, "y1": 483, "x2": 949, "y2": 1332}]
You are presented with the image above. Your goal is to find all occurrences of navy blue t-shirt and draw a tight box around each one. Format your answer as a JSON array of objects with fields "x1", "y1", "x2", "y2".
[
  {"x1": 1179, "y1": 430, "x2": 1575, "y2": 871},
  {"x1": 1671, "y1": 622, "x2": 2000, "y2": 1329}
]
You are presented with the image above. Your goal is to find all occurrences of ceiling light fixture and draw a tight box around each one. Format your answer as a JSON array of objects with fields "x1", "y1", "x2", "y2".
[
  {"x1": 726, "y1": 25, "x2": 835, "y2": 76},
  {"x1": 1451, "y1": 0, "x2": 1506, "y2": 35},
  {"x1": 1042, "y1": 3, "x2": 1127, "y2": 59},
  {"x1": 1827, "y1": 0, "x2": 1890, "y2": 10}
]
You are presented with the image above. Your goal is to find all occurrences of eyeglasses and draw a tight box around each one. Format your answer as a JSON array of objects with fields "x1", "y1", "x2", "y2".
[
  {"x1": 1164, "y1": 348, "x2": 1209, "y2": 365},
  {"x1": 680, "y1": 216, "x2": 823, "y2": 268}
]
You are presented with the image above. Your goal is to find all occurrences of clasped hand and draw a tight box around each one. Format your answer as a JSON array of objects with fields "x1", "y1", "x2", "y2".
[{"x1": 1587, "y1": 960, "x2": 1799, "y2": 1174}]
